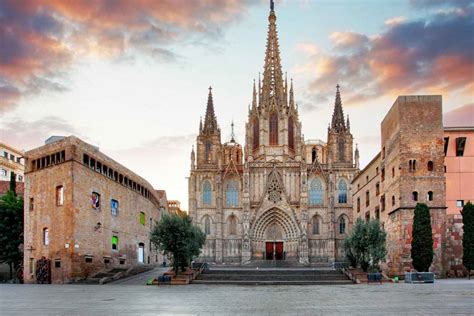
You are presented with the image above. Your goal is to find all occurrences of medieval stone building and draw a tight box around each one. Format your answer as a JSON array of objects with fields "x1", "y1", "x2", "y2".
[{"x1": 188, "y1": 4, "x2": 358, "y2": 264}]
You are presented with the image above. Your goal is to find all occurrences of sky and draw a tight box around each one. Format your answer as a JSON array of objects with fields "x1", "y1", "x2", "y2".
[{"x1": 1, "y1": 0, "x2": 473, "y2": 210}]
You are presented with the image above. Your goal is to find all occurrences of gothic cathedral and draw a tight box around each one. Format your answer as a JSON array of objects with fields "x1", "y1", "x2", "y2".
[{"x1": 188, "y1": 3, "x2": 359, "y2": 265}]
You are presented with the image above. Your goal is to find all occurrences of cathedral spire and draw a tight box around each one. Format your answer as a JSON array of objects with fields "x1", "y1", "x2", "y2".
[
  {"x1": 230, "y1": 120, "x2": 236, "y2": 142},
  {"x1": 289, "y1": 78, "x2": 294, "y2": 109},
  {"x1": 203, "y1": 86, "x2": 218, "y2": 134},
  {"x1": 261, "y1": 0, "x2": 285, "y2": 110},
  {"x1": 331, "y1": 84, "x2": 346, "y2": 133},
  {"x1": 252, "y1": 80, "x2": 257, "y2": 112}
]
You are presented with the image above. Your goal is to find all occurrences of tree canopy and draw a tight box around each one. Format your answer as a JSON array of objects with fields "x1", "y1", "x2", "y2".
[
  {"x1": 150, "y1": 213, "x2": 205, "y2": 275},
  {"x1": 411, "y1": 203, "x2": 433, "y2": 272},
  {"x1": 461, "y1": 201, "x2": 474, "y2": 278}
]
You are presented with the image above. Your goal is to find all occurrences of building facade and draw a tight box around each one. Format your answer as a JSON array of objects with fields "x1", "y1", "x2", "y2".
[
  {"x1": 353, "y1": 96, "x2": 447, "y2": 276},
  {"x1": 188, "y1": 5, "x2": 358, "y2": 265},
  {"x1": 1, "y1": 142, "x2": 25, "y2": 183},
  {"x1": 444, "y1": 126, "x2": 473, "y2": 276},
  {"x1": 23, "y1": 136, "x2": 168, "y2": 283}
]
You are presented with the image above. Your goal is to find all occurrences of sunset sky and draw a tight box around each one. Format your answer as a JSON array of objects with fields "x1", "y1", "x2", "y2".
[{"x1": 1, "y1": 0, "x2": 473, "y2": 209}]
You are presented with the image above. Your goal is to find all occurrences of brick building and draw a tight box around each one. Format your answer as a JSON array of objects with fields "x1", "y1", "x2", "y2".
[
  {"x1": 353, "y1": 96, "x2": 447, "y2": 276},
  {"x1": 23, "y1": 136, "x2": 168, "y2": 283}
]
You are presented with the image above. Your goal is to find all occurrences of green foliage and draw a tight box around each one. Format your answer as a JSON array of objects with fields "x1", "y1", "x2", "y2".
[
  {"x1": 150, "y1": 213, "x2": 206, "y2": 275},
  {"x1": 411, "y1": 203, "x2": 434, "y2": 272},
  {"x1": 461, "y1": 201, "x2": 474, "y2": 276},
  {"x1": 0, "y1": 179, "x2": 24, "y2": 279},
  {"x1": 344, "y1": 218, "x2": 387, "y2": 272}
]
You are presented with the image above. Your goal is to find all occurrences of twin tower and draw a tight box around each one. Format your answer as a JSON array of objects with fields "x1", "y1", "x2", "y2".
[{"x1": 188, "y1": 2, "x2": 358, "y2": 264}]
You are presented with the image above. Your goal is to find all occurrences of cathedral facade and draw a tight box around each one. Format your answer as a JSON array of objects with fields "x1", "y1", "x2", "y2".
[{"x1": 188, "y1": 4, "x2": 359, "y2": 264}]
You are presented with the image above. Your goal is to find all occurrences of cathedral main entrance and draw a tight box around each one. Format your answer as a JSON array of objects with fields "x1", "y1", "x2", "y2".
[{"x1": 265, "y1": 242, "x2": 284, "y2": 260}]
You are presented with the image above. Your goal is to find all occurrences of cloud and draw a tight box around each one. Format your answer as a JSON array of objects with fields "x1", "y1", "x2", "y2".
[
  {"x1": 296, "y1": 2, "x2": 473, "y2": 106},
  {"x1": 443, "y1": 103, "x2": 474, "y2": 127},
  {"x1": 0, "y1": 0, "x2": 255, "y2": 113},
  {"x1": 0, "y1": 116, "x2": 80, "y2": 150}
]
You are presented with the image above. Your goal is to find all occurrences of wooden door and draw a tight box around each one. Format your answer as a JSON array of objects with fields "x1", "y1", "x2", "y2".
[
  {"x1": 275, "y1": 242, "x2": 284, "y2": 260},
  {"x1": 265, "y1": 242, "x2": 274, "y2": 260}
]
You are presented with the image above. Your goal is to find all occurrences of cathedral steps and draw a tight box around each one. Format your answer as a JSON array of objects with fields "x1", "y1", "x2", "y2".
[{"x1": 192, "y1": 268, "x2": 353, "y2": 285}]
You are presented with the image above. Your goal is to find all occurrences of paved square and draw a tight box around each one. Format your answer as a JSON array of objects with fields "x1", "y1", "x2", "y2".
[{"x1": 1, "y1": 279, "x2": 473, "y2": 315}]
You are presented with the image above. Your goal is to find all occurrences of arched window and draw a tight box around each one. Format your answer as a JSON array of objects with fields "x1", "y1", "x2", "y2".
[
  {"x1": 226, "y1": 180, "x2": 238, "y2": 207},
  {"x1": 253, "y1": 117, "x2": 259, "y2": 150},
  {"x1": 205, "y1": 141, "x2": 212, "y2": 162},
  {"x1": 339, "y1": 216, "x2": 346, "y2": 234},
  {"x1": 204, "y1": 217, "x2": 211, "y2": 235},
  {"x1": 427, "y1": 161, "x2": 434, "y2": 172},
  {"x1": 427, "y1": 191, "x2": 433, "y2": 201},
  {"x1": 311, "y1": 147, "x2": 317, "y2": 163},
  {"x1": 392, "y1": 195, "x2": 396, "y2": 206},
  {"x1": 312, "y1": 216, "x2": 320, "y2": 235},
  {"x1": 309, "y1": 178, "x2": 323, "y2": 205},
  {"x1": 202, "y1": 181, "x2": 212, "y2": 205},
  {"x1": 229, "y1": 215, "x2": 237, "y2": 235},
  {"x1": 269, "y1": 112, "x2": 278, "y2": 145},
  {"x1": 288, "y1": 116, "x2": 294, "y2": 151},
  {"x1": 412, "y1": 191, "x2": 418, "y2": 201},
  {"x1": 338, "y1": 179, "x2": 347, "y2": 204},
  {"x1": 43, "y1": 228, "x2": 49, "y2": 246},
  {"x1": 338, "y1": 138, "x2": 345, "y2": 161}
]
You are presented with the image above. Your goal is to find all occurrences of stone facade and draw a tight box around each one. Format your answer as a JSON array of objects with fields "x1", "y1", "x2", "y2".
[
  {"x1": 188, "y1": 5, "x2": 358, "y2": 265},
  {"x1": 23, "y1": 136, "x2": 168, "y2": 283},
  {"x1": 353, "y1": 96, "x2": 447, "y2": 276},
  {"x1": 1, "y1": 142, "x2": 25, "y2": 183}
]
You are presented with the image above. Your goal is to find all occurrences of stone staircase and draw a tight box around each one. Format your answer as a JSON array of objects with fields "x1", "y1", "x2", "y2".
[{"x1": 192, "y1": 267, "x2": 353, "y2": 285}]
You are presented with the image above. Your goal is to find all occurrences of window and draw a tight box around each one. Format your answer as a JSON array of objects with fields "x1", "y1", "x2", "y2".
[
  {"x1": 56, "y1": 186, "x2": 64, "y2": 206},
  {"x1": 140, "y1": 212, "x2": 145, "y2": 225},
  {"x1": 83, "y1": 154, "x2": 89, "y2": 165},
  {"x1": 312, "y1": 148, "x2": 317, "y2": 163},
  {"x1": 381, "y1": 168, "x2": 385, "y2": 182},
  {"x1": 365, "y1": 191, "x2": 370, "y2": 207},
  {"x1": 381, "y1": 195, "x2": 386, "y2": 212},
  {"x1": 366, "y1": 175, "x2": 369, "y2": 183},
  {"x1": 312, "y1": 216, "x2": 320, "y2": 235},
  {"x1": 376, "y1": 183, "x2": 380, "y2": 196},
  {"x1": 3, "y1": 151, "x2": 7, "y2": 158},
  {"x1": 269, "y1": 112, "x2": 278, "y2": 145},
  {"x1": 375, "y1": 207, "x2": 380, "y2": 220},
  {"x1": 29, "y1": 258, "x2": 34, "y2": 275},
  {"x1": 204, "y1": 217, "x2": 211, "y2": 235},
  {"x1": 288, "y1": 116, "x2": 294, "y2": 151},
  {"x1": 10, "y1": 154, "x2": 15, "y2": 161},
  {"x1": 309, "y1": 178, "x2": 323, "y2": 205},
  {"x1": 338, "y1": 138, "x2": 345, "y2": 161},
  {"x1": 457, "y1": 200, "x2": 464, "y2": 208},
  {"x1": 382, "y1": 147, "x2": 385, "y2": 159},
  {"x1": 43, "y1": 228, "x2": 49, "y2": 246},
  {"x1": 18, "y1": 175, "x2": 23, "y2": 182},
  {"x1": 456, "y1": 137, "x2": 466, "y2": 156},
  {"x1": 229, "y1": 215, "x2": 237, "y2": 235},
  {"x1": 376, "y1": 167, "x2": 379, "y2": 174},
  {"x1": 392, "y1": 167, "x2": 395, "y2": 178},
  {"x1": 338, "y1": 180, "x2": 347, "y2": 204},
  {"x1": 111, "y1": 199, "x2": 119, "y2": 216},
  {"x1": 357, "y1": 197, "x2": 360, "y2": 213},
  {"x1": 444, "y1": 137, "x2": 449, "y2": 156},
  {"x1": 55, "y1": 260, "x2": 61, "y2": 268},
  {"x1": 253, "y1": 117, "x2": 259, "y2": 150},
  {"x1": 427, "y1": 191, "x2": 433, "y2": 201},
  {"x1": 91, "y1": 192, "x2": 100, "y2": 209},
  {"x1": 226, "y1": 180, "x2": 238, "y2": 207},
  {"x1": 392, "y1": 195, "x2": 396, "y2": 206},
  {"x1": 412, "y1": 191, "x2": 418, "y2": 201},
  {"x1": 85, "y1": 257, "x2": 93, "y2": 263},
  {"x1": 205, "y1": 141, "x2": 212, "y2": 162},
  {"x1": 339, "y1": 216, "x2": 346, "y2": 234},
  {"x1": 112, "y1": 236, "x2": 119, "y2": 250},
  {"x1": 365, "y1": 212, "x2": 370, "y2": 222},
  {"x1": 29, "y1": 197, "x2": 34, "y2": 211},
  {"x1": 409, "y1": 160, "x2": 417, "y2": 172},
  {"x1": 1, "y1": 169, "x2": 6, "y2": 177},
  {"x1": 202, "y1": 181, "x2": 212, "y2": 205},
  {"x1": 427, "y1": 161, "x2": 434, "y2": 172}
]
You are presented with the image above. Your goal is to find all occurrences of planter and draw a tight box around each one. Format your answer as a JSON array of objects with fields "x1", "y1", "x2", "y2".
[
  {"x1": 405, "y1": 272, "x2": 435, "y2": 284},
  {"x1": 367, "y1": 273, "x2": 383, "y2": 283}
]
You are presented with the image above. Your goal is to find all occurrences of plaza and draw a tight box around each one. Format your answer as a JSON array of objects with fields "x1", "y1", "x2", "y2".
[{"x1": 1, "y1": 279, "x2": 473, "y2": 315}]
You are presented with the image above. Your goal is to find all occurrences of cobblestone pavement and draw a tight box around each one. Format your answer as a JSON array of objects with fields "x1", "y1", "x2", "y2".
[{"x1": 1, "y1": 280, "x2": 473, "y2": 315}]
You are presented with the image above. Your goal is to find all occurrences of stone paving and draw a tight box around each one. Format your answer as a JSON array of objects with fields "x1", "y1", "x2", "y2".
[{"x1": 1, "y1": 280, "x2": 473, "y2": 315}]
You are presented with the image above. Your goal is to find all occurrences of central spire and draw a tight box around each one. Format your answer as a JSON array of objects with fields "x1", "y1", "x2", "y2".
[
  {"x1": 203, "y1": 86, "x2": 218, "y2": 134},
  {"x1": 260, "y1": 0, "x2": 285, "y2": 110},
  {"x1": 331, "y1": 84, "x2": 346, "y2": 133}
]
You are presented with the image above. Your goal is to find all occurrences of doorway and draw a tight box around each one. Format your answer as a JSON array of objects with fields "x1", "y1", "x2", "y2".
[
  {"x1": 265, "y1": 242, "x2": 284, "y2": 260},
  {"x1": 138, "y1": 243, "x2": 145, "y2": 263}
]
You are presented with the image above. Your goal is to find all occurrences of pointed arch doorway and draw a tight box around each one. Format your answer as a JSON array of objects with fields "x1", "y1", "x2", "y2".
[{"x1": 265, "y1": 222, "x2": 284, "y2": 260}]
